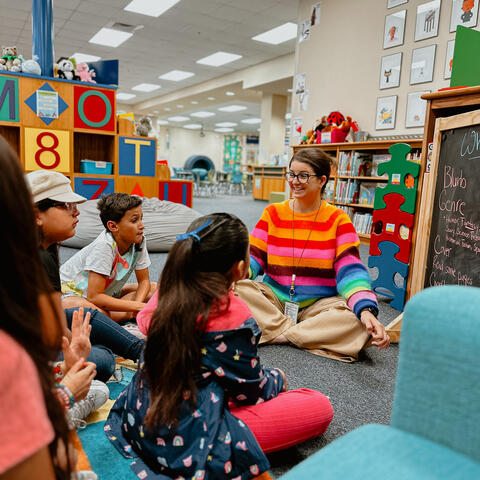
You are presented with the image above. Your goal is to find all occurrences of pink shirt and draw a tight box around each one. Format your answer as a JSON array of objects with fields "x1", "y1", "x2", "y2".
[{"x1": 0, "y1": 330, "x2": 54, "y2": 474}]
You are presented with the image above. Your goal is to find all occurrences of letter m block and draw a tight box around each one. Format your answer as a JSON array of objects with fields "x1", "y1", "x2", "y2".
[{"x1": 0, "y1": 76, "x2": 19, "y2": 122}]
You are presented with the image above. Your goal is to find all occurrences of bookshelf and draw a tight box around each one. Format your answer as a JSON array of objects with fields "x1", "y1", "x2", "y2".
[
  {"x1": 291, "y1": 139, "x2": 423, "y2": 245},
  {"x1": 252, "y1": 165, "x2": 287, "y2": 200}
]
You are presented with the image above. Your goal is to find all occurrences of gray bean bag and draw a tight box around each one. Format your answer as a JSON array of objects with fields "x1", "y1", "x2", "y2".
[{"x1": 61, "y1": 197, "x2": 202, "y2": 252}]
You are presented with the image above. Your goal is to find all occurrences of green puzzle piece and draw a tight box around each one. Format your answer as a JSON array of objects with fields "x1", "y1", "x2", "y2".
[{"x1": 373, "y1": 143, "x2": 420, "y2": 214}]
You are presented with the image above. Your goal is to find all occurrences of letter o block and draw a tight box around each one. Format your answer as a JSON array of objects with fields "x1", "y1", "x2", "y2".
[
  {"x1": 74, "y1": 86, "x2": 115, "y2": 132},
  {"x1": 25, "y1": 127, "x2": 70, "y2": 172}
]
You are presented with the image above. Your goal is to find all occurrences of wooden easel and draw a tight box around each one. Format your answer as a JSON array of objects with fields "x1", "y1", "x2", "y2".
[{"x1": 386, "y1": 86, "x2": 480, "y2": 342}]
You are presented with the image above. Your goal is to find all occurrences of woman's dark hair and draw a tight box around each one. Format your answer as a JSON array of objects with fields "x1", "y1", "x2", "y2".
[
  {"x1": 0, "y1": 136, "x2": 70, "y2": 479},
  {"x1": 97, "y1": 193, "x2": 142, "y2": 229},
  {"x1": 144, "y1": 213, "x2": 249, "y2": 427},
  {"x1": 290, "y1": 148, "x2": 335, "y2": 193}
]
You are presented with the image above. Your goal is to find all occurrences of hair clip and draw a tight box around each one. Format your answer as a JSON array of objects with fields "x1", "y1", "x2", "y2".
[{"x1": 176, "y1": 219, "x2": 213, "y2": 243}]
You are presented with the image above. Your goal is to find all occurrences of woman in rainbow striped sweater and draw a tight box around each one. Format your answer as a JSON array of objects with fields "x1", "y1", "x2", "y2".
[{"x1": 235, "y1": 148, "x2": 390, "y2": 362}]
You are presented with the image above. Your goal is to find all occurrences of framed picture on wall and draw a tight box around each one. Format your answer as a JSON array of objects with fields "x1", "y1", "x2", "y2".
[
  {"x1": 375, "y1": 95, "x2": 397, "y2": 130},
  {"x1": 405, "y1": 91, "x2": 430, "y2": 127},
  {"x1": 383, "y1": 10, "x2": 406, "y2": 49},
  {"x1": 414, "y1": 0, "x2": 441, "y2": 41},
  {"x1": 410, "y1": 44, "x2": 436, "y2": 84},
  {"x1": 444, "y1": 40, "x2": 455, "y2": 79},
  {"x1": 450, "y1": 0, "x2": 479, "y2": 32},
  {"x1": 388, "y1": 0, "x2": 408, "y2": 8},
  {"x1": 380, "y1": 52, "x2": 402, "y2": 89}
]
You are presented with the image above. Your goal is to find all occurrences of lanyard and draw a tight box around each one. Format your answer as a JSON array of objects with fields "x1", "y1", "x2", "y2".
[{"x1": 290, "y1": 200, "x2": 321, "y2": 300}]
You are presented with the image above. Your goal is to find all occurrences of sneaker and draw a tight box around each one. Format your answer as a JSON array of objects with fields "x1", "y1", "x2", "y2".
[
  {"x1": 66, "y1": 380, "x2": 110, "y2": 430},
  {"x1": 73, "y1": 471, "x2": 98, "y2": 480}
]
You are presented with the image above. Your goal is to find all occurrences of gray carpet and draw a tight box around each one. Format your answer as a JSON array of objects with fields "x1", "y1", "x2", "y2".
[{"x1": 60, "y1": 194, "x2": 401, "y2": 477}]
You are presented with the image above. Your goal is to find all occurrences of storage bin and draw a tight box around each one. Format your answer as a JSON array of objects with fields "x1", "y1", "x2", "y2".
[{"x1": 80, "y1": 159, "x2": 113, "y2": 174}]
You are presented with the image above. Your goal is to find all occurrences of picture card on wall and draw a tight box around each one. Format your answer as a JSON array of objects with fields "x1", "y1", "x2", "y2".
[
  {"x1": 415, "y1": 0, "x2": 441, "y2": 41},
  {"x1": 405, "y1": 91, "x2": 429, "y2": 128},
  {"x1": 388, "y1": 0, "x2": 408, "y2": 8},
  {"x1": 450, "y1": 0, "x2": 479, "y2": 32},
  {"x1": 444, "y1": 40, "x2": 455, "y2": 79},
  {"x1": 383, "y1": 10, "x2": 406, "y2": 49},
  {"x1": 410, "y1": 44, "x2": 436, "y2": 84},
  {"x1": 380, "y1": 52, "x2": 402, "y2": 89},
  {"x1": 375, "y1": 95, "x2": 397, "y2": 130}
]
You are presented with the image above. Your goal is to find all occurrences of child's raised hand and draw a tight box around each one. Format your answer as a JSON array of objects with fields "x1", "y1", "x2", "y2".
[
  {"x1": 61, "y1": 358, "x2": 96, "y2": 401},
  {"x1": 62, "y1": 307, "x2": 92, "y2": 371}
]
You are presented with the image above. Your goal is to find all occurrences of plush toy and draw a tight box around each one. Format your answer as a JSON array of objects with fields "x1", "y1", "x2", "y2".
[
  {"x1": 0, "y1": 46, "x2": 22, "y2": 72},
  {"x1": 135, "y1": 116, "x2": 153, "y2": 137},
  {"x1": 56, "y1": 57, "x2": 79, "y2": 81},
  {"x1": 21, "y1": 55, "x2": 41, "y2": 76},
  {"x1": 75, "y1": 62, "x2": 96, "y2": 83},
  {"x1": 326, "y1": 111, "x2": 345, "y2": 127}
]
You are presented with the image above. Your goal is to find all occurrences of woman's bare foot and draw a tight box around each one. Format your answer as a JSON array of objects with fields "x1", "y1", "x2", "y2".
[{"x1": 267, "y1": 333, "x2": 289, "y2": 344}]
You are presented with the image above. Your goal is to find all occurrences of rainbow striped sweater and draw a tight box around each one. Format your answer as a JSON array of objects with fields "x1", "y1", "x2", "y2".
[{"x1": 249, "y1": 200, "x2": 377, "y2": 318}]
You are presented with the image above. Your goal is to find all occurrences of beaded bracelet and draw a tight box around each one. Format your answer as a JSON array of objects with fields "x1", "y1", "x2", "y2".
[{"x1": 55, "y1": 383, "x2": 75, "y2": 410}]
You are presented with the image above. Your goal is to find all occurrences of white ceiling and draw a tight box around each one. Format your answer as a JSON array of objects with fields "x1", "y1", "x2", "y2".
[{"x1": 0, "y1": 0, "x2": 298, "y2": 133}]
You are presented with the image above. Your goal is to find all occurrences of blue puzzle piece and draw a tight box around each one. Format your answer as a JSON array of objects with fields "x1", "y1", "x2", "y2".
[{"x1": 368, "y1": 241, "x2": 409, "y2": 311}]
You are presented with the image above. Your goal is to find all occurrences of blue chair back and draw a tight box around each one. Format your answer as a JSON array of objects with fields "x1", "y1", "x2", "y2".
[
  {"x1": 231, "y1": 171, "x2": 243, "y2": 184},
  {"x1": 392, "y1": 286, "x2": 480, "y2": 462}
]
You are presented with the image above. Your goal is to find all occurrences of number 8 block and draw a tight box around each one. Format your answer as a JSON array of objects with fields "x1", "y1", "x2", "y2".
[{"x1": 25, "y1": 127, "x2": 70, "y2": 172}]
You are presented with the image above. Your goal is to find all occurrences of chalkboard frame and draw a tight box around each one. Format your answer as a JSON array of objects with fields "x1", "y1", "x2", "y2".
[{"x1": 409, "y1": 108, "x2": 480, "y2": 294}]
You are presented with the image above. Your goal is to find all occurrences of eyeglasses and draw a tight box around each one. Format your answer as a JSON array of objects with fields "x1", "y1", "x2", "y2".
[
  {"x1": 51, "y1": 202, "x2": 78, "y2": 214},
  {"x1": 285, "y1": 172, "x2": 318, "y2": 184}
]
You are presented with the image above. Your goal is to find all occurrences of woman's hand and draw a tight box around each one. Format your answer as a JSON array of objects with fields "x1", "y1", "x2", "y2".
[
  {"x1": 62, "y1": 308, "x2": 91, "y2": 371},
  {"x1": 60, "y1": 358, "x2": 96, "y2": 401},
  {"x1": 360, "y1": 310, "x2": 390, "y2": 350}
]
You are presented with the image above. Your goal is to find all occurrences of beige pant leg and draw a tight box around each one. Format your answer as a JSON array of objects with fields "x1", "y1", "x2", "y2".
[
  {"x1": 234, "y1": 280, "x2": 294, "y2": 343},
  {"x1": 282, "y1": 296, "x2": 370, "y2": 363}
]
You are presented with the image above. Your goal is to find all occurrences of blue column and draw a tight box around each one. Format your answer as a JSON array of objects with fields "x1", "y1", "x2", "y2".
[{"x1": 32, "y1": 0, "x2": 55, "y2": 77}]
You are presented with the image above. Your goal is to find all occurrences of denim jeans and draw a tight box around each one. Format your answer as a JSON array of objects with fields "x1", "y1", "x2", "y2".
[{"x1": 64, "y1": 308, "x2": 145, "y2": 381}]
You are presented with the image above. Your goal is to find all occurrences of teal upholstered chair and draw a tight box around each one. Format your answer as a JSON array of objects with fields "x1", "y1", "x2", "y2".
[{"x1": 281, "y1": 286, "x2": 480, "y2": 479}]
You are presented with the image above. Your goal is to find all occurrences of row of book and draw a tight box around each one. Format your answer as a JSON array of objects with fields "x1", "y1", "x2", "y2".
[
  {"x1": 352, "y1": 212, "x2": 373, "y2": 235},
  {"x1": 335, "y1": 179, "x2": 359, "y2": 204},
  {"x1": 337, "y1": 151, "x2": 372, "y2": 176}
]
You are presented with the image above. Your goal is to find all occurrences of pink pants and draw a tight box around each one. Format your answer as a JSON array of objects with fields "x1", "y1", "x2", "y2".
[{"x1": 230, "y1": 388, "x2": 333, "y2": 453}]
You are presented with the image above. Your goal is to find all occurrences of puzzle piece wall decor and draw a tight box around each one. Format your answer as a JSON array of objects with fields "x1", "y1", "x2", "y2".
[
  {"x1": 368, "y1": 241, "x2": 409, "y2": 311},
  {"x1": 369, "y1": 192, "x2": 414, "y2": 264},
  {"x1": 374, "y1": 143, "x2": 420, "y2": 213}
]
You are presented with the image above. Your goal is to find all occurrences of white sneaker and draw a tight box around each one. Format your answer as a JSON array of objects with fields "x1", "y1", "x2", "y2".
[
  {"x1": 67, "y1": 380, "x2": 110, "y2": 430},
  {"x1": 72, "y1": 471, "x2": 98, "y2": 480}
]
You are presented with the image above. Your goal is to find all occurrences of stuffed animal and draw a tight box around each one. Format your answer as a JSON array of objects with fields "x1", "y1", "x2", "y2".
[
  {"x1": 135, "y1": 117, "x2": 153, "y2": 137},
  {"x1": 0, "y1": 46, "x2": 22, "y2": 72},
  {"x1": 326, "y1": 111, "x2": 345, "y2": 127},
  {"x1": 75, "y1": 62, "x2": 96, "y2": 83},
  {"x1": 21, "y1": 55, "x2": 41, "y2": 76},
  {"x1": 56, "y1": 57, "x2": 79, "y2": 81}
]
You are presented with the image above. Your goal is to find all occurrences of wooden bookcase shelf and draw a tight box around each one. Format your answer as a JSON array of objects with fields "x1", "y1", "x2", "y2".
[
  {"x1": 252, "y1": 165, "x2": 286, "y2": 201},
  {"x1": 291, "y1": 139, "x2": 423, "y2": 245}
]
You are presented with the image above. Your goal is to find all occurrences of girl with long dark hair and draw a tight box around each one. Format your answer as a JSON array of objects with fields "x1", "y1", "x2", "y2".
[{"x1": 105, "y1": 213, "x2": 333, "y2": 479}]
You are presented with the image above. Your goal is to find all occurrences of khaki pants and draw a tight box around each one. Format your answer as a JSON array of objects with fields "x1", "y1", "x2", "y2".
[{"x1": 235, "y1": 280, "x2": 370, "y2": 362}]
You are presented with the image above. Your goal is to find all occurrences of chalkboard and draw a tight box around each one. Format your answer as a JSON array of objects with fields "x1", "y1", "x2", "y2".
[{"x1": 423, "y1": 119, "x2": 480, "y2": 289}]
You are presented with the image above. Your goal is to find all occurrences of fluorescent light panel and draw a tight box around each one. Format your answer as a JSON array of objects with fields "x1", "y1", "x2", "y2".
[
  {"x1": 225, "y1": 91, "x2": 235, "y2": 96},
  {"x1": 218, "y1": 105, "x2": 247, "y2": 112},
  {"x1": 216, "y1": 122, "x2": 237, "y2": 127},
  {"x1": 252, "y1": 22, "x2": 298, "y2": 45},
  {"x1": 72, "y1": 53, "x2": 101, "y2": 63},
  {"x1": 197, "y1": 51, "x2": 242, "y2": 67},
  {"x1": 241, "y1": 118, "x2": 261, "y2": 124},
  {"x1": 132, "y1": 83, "x2": 161, "y2": 92},
  {"x1": 124, "y1": 0, "x2": 180, "y2": 17},
  {"x1": 116, "y1": 93, "x2": 136, "y2": 100},
  {"x1": 191, "y1": 111, "x2": 215, "y2": 118},
  {"x1": 184, "y1": 124, "x2": 202, "y2": 130},
  {"x1": 159, "y1": 70, "x2": 195, "y2": 81},
  {"x1": 157, "y1": 120, "x2": 169, "y2": 125},
  {"x1": 215, "y1": 127, "x2": 234, "y2": 133},
  {"x1": 89, "y1": 27, "x2": 132, "y2": 47},
  {"x1": 208, "y1": 97, "x2": 215, "y2": 100},
  {"x1": 168, "y1": 116, "x2": 189, "y2": 122}
]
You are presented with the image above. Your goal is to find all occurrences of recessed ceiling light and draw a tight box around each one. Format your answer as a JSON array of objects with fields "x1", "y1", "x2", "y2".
[
  {"x1": 208, "y1": 97, "x2": 215, "y2": 100},
  {"x1": 116, "y1": 93, "x2": 136, "y2": 100},
  {"x1": 157, "y1": 119, "x2": 168, "y2": 125},
  {"x1": 72, "y1": 53, "x2": 101, "y2": 63},
  {"x1": 216, "y1": 122, "x2": 237, "y2": 127},
  {"x1": 285, "y1": 112, "x2": 291, "y2": 120},
  {"x1": 252, "y1": 22, "x2": 298, "y2": 45},
  {"x1": 89, "y1": 27, "x2": 133, "y2": 48},
  {"x1": 159, "y1": 70, "x2": 195, "y2": 81},
  {"x1": 184, "y1": 123, "x2": 202, "y2": 130},
  {"x1": 177, "y1": 105, "x2": 184, "y2": 108},
  {"x1": 215, "y1": 127, "x2": 234, "y2": 133},
  {"x1": 218, "y1": 105, "x2": 247, "y2": 112},
  {"x1": 167, "y1": 116, "x2": 189, "y2": 122},
  {"x1": 196, "y1": 51, "x2": 242, "y2": 67},
  {"x1": 191, "y1": 101, "x2": 199, "y2": 104},
  {"x1": 191, "y1": 111, "x2": 215, "y2": 118},
  {"x1": 152, "y1": 110, "x2": 159, "y2": 113},
  {"x1": 132, "y1": 83, "x2": 161, "y2": 92},
  {"x1": 241, "y1": 118, "x2": 261, "y2": 124},
  {"x1": 225, "y1": 91, "x2": 235, "y2": 96},
  {"x1": 164, "y1": 107, "x2": 171, "y2": 111},
  {"x1": 124, "y1": 0, "x2": 180, "y2": 17}
]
